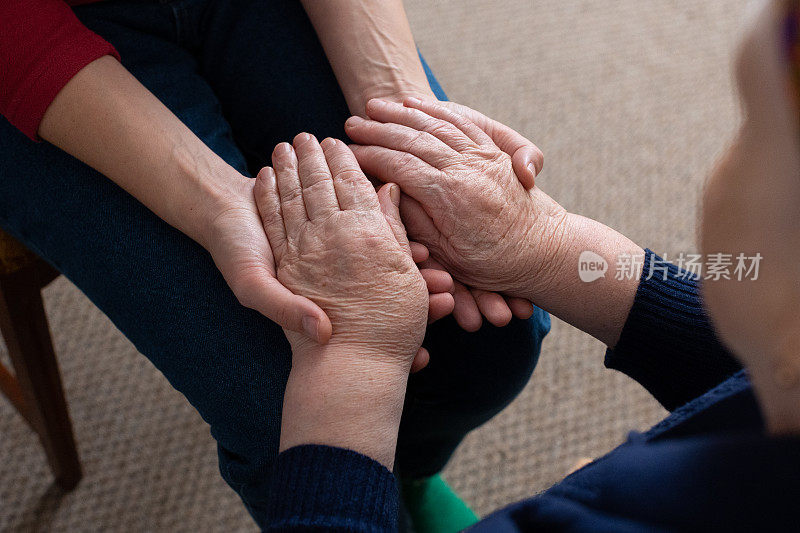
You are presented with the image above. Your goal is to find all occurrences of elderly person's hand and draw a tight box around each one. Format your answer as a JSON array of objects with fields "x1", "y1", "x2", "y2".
[
  {"x1": 254, "y1": 134, "x2": 430, "y2": 366},
  {"x1": 347, "y1": 98, "x2": 645, "y2": 346},
  {"x1": 254, "y1": 134, "x2": 432, "y2": 467},
  {"x1": 353, "y1": 99, "x2": 546, "y2": 332},
  {"x1": 700, "y1": 0, "x2": 800, "y2": 434},
  {"x1": 346, "y1": 98, "x2": 567, "y2": 300},
  {"x1": 398, "y1": 100, "x2": 545, "y2": 331}
]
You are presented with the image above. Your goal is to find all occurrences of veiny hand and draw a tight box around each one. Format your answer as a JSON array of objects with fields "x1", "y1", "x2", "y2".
[
  {"x1": 436, "y1": 99, "x2": 544, "y2": 189},
  {"x1": 432, "y1": 101, "x2": 544, "y2": 328},
  {"x1": 354, "y1": 91, "x2": 543, "y2": 330},
  {"x1": 346, "y1": 98, "x2": 567, "y2": 300},
  {"x1": 252, "y1": 133, "x2": 430, "y2": 370},
  {"x1": 357, "y1": 92, "x2": 544, "y2": 189}
]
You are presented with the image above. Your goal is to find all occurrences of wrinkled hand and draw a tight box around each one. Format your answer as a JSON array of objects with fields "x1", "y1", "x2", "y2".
[
  {"x1": 252, "y1": 134, "x2": 429, "y2": 370},
  {"x1": 204, "y1": 180, "x2": 331, "y2": 342},
  {"x1": 361, "y1": 94, "x2": 544, "y2": 189},
  {"x1": 436, "y1": 100, "x2": 543, "y2": 189},
  {"x1": 347, "y1": 98, "x2": 567, "y2": 299},
  {"x1": 357, "y1": 96, "x2": 542, "y2": 331},
  {"x1": 421, "y1": 100, "x2": 546, "y2": 329},
  {"x1": 207, "y1": 155, "x2": 453, "y2": 355}
]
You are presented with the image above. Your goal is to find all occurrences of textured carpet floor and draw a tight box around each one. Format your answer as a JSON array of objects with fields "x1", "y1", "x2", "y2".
[{"x1": 1, "y1": 1, "x2": 745, "y2": 530}]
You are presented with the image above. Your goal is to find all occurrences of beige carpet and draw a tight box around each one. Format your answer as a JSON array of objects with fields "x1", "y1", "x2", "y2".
[{"x1": 1, "y1": 1, "x2": 745, "y2": 530}]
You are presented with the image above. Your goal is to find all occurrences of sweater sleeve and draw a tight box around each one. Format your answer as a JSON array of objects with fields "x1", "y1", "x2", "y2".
[
  {"x1": 265, "y1": 444, "x2": 399, "y2": 532},
  {"x1": 605, "y1": 249, "x2": 742, "y2": 411},
  {"x1": 0, "y1": 0, "x2": 120, "y2": 140}
]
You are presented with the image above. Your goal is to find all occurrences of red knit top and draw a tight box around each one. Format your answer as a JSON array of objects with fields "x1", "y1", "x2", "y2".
[{"x1": 0, "y1": 0, "x2": 116, "y2": 140}]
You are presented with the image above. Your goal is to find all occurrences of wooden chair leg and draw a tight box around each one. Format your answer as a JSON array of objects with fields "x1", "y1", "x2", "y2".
[
  {"x1": 0, "y1": 359, "x2": 35, "y2": 427},
  {"x1": 0, "y1": 268, "x2": 81, "y2": 490}
]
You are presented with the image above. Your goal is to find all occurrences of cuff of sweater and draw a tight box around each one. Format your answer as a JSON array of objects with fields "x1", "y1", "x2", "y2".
[
  {"x1": 4, "y1": 14, "x2": 120, "y2": 140},
  {"x1": 605, "y1": 249, "x2": 741, "y2": 410},
  {"x1": 266, "y1": 444, "x2": 399, "y2": 531}
]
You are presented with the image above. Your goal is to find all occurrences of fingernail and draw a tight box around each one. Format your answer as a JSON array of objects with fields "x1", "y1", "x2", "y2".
[
  {"x1": 345, "y1": 116, "x2": 365, "y2": 128},
  {"x1": 405, "y1": 97, "x2": 422, "y2": 106},
  {"x1": 258, "y1": 166, "x2": 275, "y2": 181},
  {"x1": 389, "y1": 183, "x2": 400, "y2": 205},
  {"x1": 276, "y1": 142, "x2": 292, "y2": 155},
  {"x1": 302, "y1": 316, "x2": 320, "y2": 342},
  {"x1": 320, "y1": 137, "x2": 336, "y2": 149},
  {"x1": 294, "y1": 132, "x2": 312, "y2": 146},
  {"x1": 527, "y1": 161, "x2": 537, "y2": 176}
]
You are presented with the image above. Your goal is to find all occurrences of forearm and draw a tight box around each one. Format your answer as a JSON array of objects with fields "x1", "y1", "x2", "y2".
[
  {"x1": 520, "y1": 196, "x2": 644, "y2": 347},
  {"x1": 38, "y1": 56, "x2": 246, "y2": 248},
  {"x1": 280, "y1": 347, "x2": 409, "y2": 470},
  {"x1": 300, "y1": 0, "x2": 433, "y2": 116}
]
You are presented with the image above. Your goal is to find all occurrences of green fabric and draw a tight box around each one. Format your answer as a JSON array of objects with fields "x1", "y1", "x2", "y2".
[{"x1": 400, "y1": 474, "x2": 479, "y2": 533}]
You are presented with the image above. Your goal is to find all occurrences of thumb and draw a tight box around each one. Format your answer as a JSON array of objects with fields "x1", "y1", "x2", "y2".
[
  {"x1": 410, "y1": 347, "x2": 430, "y2": 373},
  {"x1": 510, "y1": 145, "x2": 542, "y2": 190},
  {"x1": 377, "y1": 183, "x2": 413, "y2": 256},
  {"x1": 236, "y1": 271, "x2": 332, "y2": 344}
]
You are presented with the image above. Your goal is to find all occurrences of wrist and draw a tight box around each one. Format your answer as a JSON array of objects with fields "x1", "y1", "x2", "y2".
[
  {"x1": 506, "y1": 189, "x2": 572, "y2": 299},
  {"x1": 187, "y1": 162, "x2": 252, "y2": 251},
  {"x1": 517, "y1": 201, "x2": 644, "y2": 346},
  {"x1": 280, "y1": 345, "x2": 410, "y2": 469}
]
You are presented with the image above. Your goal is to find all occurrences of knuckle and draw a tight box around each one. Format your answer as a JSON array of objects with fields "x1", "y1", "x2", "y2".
[
  {"x1": 327, "y1": 149, "x2": 351, "y2": 168},
  {"x1": 304, "y1": 179, "x2": 333, "y2": 196},
  {"x1": 388, "y1": 152, "x2": 416, "y2": 175},
  {"x1": 271, "y1": 305, "x2": 292, "y2": 328},
  {"x1": 260, "y1": 206, "x2": 282, "y2": 226},
  {"x1": 362, "y1": 121, "x2": 383, "y2": 138},
  {"x1": 302, "y1": 168, "x2": 331, "y2": 185},
  {"x1": 453, "y1": 113, "x2": 475, "y2": 129},
  {"x1": 280, "y1": 186, "x2": 303, "y2": 203},
  {"x1": 335, "y1": 168, "x2": 366, "y2": 185},
  {"x1": 408, "y1": 129, "x2": 430, "y2": 147},
  {"x1": 428, "y1": 122, "x2": 454, "y2": 139}
]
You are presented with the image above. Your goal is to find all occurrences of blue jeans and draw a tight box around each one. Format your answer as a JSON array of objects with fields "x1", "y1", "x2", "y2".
[{"x1": 0, "y1": 0, "x2": 549, "y2": 525}]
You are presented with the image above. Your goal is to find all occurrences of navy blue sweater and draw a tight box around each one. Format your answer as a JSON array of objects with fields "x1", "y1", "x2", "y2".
[{"x1": 264, "y1": 251, "x2": 800, "y2": 531}]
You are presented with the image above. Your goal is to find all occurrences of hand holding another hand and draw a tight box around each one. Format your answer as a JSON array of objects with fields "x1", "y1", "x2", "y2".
[
  {"x1": 254, "y1": 134, "x2": 445, "y2": 466},
  {"x1": 354, "y1": 96, "x2": 545, "y2": 331},
  {"x1": 347, "y1": 98, "x2": 568, "y2": 302},
  {"x1": 253, "y1": 134, "x2": 430, "y2": 370}
]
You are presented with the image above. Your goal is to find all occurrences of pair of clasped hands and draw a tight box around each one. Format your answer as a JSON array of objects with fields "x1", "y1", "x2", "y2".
[
  {"x1": 254, "y1": 97, "x2": 572, "y2": 464},
  {"x1": 253, "y1": 98, "x2": 561, "y2": 374}
]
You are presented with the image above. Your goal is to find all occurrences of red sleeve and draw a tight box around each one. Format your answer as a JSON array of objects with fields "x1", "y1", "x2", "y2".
[{"x1": 0, "y1": 0, "x2": 120, "y2": 140}]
